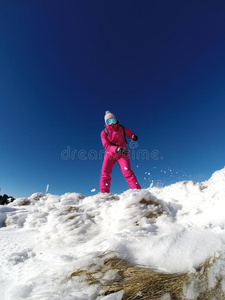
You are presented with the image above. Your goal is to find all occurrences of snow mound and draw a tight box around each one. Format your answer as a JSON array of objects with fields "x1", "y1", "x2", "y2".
[{"x1": 0, "y1": 167, "x2": 225, "y2": 299}]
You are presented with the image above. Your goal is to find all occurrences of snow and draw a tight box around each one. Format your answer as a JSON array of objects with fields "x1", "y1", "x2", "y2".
[{"x1": 1, "y1": 167, "x2": 225, "y2": 299}]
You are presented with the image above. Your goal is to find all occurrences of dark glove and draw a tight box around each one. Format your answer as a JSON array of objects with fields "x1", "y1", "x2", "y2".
[
  {"x1": 116, "y1": 147, "x2": 128, "y2": 154},
  {"x1": 132, "y1": 135, "x2": 138, "y2": 141}
]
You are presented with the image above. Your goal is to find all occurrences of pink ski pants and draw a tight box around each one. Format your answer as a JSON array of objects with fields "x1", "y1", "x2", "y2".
[{"x1": 100, "y1": 153, "x2": 141, "y2": 193}]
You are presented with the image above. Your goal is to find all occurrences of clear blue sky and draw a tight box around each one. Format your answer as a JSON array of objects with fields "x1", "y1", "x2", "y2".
[{"x1": 1, "y1": 0, "x2": 225, "y2": 197}]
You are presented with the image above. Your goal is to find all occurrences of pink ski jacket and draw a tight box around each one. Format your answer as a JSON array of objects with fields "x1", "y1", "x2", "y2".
[{"x1": 100, "y1": 123, "x2": 136, "y2": 157}]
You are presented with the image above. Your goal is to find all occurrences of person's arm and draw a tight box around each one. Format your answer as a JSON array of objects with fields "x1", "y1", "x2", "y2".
[{"x1": 124, "y1": 127, "x2": 138, "y2": 141}]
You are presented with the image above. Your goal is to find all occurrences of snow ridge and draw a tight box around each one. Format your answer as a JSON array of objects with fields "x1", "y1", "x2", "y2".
[{"x1": 0, "y1": 167, "x2": 225, "y2": 299}]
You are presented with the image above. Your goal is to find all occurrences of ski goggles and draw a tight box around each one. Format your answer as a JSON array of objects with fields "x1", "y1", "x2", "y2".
[{"x1": 106, "y1": 118, "x2": 117, "y2": 125}]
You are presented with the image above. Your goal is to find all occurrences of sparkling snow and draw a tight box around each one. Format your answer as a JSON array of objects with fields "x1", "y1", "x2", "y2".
[{"x1": 1, "y1": 168, "x2": 225, "y2": 299}]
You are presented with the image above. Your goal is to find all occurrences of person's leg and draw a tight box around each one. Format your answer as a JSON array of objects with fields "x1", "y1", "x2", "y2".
[
  {"x1": 118, "y1": 155, "x2": 141, "y2": 189},
  {"x1": 100, "y1": 155, "x2": 117, "y2": 193}
]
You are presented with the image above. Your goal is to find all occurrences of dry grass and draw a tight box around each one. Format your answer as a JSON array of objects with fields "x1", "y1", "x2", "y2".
[
  {"x1": 145, "y1": 211, "x2": 163, "y2": 219},
  {"x1": 186, "y1": 257, "x2": 225, "y2": 300},
  {"x1": 13, "y1": 198, "x2": 31, "y2": 206},
  {"x1": 64, "y1": 206, "x2": 79, "y2": 213},
  {"x1": 101, "y1": 258, "x2": 188, "y2": 299},
  {"x1": 67, "y1": 254, "x2": 225, "y2": 300},
  {"x1": 139, "y1": 198, "x2": 161, "y2": 207},
  {"x1": 139, "y1": 198, "x2": 165, "y2": 219},
  {"x1": 68, "y1": 256, "x2": 188, "y2": 299}
]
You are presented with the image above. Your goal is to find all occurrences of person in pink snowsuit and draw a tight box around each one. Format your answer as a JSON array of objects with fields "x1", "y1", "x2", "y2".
[{"x1": 100, "y1": 111, "x2": 141, "y2": 193}]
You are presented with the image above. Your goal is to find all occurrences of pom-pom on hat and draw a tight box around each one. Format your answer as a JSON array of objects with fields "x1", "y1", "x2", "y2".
[{"x1": 104, "y1": 111, "x2": 116, "y2": 124}]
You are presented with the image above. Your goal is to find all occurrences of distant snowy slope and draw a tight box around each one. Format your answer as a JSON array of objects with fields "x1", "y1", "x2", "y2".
[{"x1": 0, "y1": 167, "x2": 225, "y2": 299}]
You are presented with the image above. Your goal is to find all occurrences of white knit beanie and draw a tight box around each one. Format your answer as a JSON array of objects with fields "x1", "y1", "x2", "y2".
[{"x1": 104, "y1": 111, "x2": 116, "y2": 124}]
